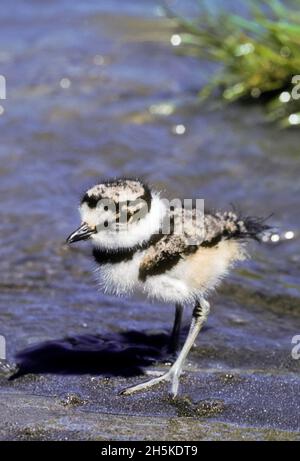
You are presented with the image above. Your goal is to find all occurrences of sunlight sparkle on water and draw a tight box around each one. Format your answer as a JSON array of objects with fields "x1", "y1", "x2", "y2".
[
  {"x1": 285, "y1": 231, "x2": 294, "y2": 240},
  {"x1": 171, "y1": 34, "x2": 182, "y2": 46},
  {"x1": 60, "y1": 78, "x2": 71, "y2": 89},
  {"x1": 271, "y1": 234, "x2": 280, "y2": 243},
  {"x1": 289, "y1": 114, "x2": 300, "y2": 125},
  {"x1": 172, "y1": 124, "x2": 186, "y2": 135},
  {"x1": 279, "y1": 92, "x2": 291, "y2": 103},
  {"x1": 149, "y1": 103, "x2": 174, "y2": 116}
]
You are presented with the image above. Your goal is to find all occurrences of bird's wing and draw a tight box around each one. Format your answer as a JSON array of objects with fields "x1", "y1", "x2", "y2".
[
  {"x1": 138, "y1": 232, "x2": 195, "y2": 281},
  {"x1": 138, "y1": 207, "x2": 207, "y2": 281},
  {"x1": 138, "y1": 208, "x2": 252, "y2": 280}
]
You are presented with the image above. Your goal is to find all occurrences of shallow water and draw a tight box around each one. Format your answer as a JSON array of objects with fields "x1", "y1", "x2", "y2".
[{"x1": 0, "y1": 0, "x2": 300, "y2": 440}]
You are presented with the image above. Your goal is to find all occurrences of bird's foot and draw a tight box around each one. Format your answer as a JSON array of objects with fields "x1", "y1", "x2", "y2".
[{"x1": 120, "y1": 367, "x2": 180, "y2": 398}]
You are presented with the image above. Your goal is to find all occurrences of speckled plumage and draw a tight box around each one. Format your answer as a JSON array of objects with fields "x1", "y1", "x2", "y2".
[
  {"x1": 72, "y1": 178, "x2": 269, "y2": 303},
  {"x1": 67, "y1": 178, "x2": 270, "y2": 397},
  {"x1": 132, "y1": 205, "x2": 264, "y2": 286}
]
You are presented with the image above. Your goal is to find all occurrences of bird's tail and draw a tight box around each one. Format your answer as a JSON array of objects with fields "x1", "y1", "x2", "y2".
[
  {"x1": 219, "y1": 211, "x2": 274, "y2": 242},
  {"x1": 239, "y1": 215, "x2": 274, "y2": 241}
]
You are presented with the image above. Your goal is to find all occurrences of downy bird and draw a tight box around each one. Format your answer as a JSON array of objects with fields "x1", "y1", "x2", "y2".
[{"x1": 66, "y1": 178, "x2": 269, "y2": 396}]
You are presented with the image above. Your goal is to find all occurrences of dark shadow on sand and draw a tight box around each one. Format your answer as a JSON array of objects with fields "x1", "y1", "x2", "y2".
[{"x1": 11, "y1": 330, "x2": 185, "y2": 379}]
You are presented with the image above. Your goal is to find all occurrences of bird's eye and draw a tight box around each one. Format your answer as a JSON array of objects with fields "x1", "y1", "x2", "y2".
[{"x1": 104, "y1": 206, "x2": 109, "y2": 211}]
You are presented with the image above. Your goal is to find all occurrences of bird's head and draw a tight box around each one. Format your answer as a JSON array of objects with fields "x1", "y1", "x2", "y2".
[{"x1": 66, "y1": 178, "x2": 165, "y2": 249}]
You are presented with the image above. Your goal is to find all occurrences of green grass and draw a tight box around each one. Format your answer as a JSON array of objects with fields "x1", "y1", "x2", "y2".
[{"x1": 166, "y1": 0, "x2": 300, "y2": 127}]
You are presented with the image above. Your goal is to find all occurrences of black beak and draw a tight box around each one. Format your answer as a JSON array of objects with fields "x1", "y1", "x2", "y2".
[{"x1": 66, "y1": 223, "x2": 96, "y2": 244}]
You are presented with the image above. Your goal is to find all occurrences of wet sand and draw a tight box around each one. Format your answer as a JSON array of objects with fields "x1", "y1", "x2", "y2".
[{"x1": 0, "y1": 277, "x2": 299, "y2": 440}]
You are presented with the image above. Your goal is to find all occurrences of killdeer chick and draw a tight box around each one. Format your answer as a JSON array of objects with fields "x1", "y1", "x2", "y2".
[{"x1": 66, "y1": 178, "x2": 269, "y2": 397}]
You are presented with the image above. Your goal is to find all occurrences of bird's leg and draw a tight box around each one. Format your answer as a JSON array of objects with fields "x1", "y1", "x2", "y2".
[
  {"x1": 166, "y1": 298, "x2": 210, "y2": 396},
  {"x1": 121, "y1": 298, "x2": 210, "y2": 397},
  {"x1": 168, "y1": 303, "x2": 183, "y2": 355}
]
